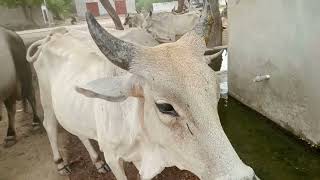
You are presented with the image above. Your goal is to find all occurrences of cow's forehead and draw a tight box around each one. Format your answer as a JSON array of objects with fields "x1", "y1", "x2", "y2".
[{"x1": 132, "y1": 39, "x2": 218, "y2": 103}]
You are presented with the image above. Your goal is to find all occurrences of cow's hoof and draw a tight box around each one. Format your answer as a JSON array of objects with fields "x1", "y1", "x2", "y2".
[
  {"x1": 57, "y1": 164, "x2": 72, "y2": 176},
  {"x1": 32, "y1": 122, "x2": 41, "y2": 130},
  {"x1": 3, "y1": 136, "x2": 17, "y2": 148},
  {"x1": 96, "y1": 162, "x2": 111, "y2": 174}
]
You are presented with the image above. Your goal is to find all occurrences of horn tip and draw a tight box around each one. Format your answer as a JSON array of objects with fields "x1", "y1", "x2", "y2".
[
  {"x1": 85, "y1": 11, "x2": 92, "y2": 18},
  {"x1": 85, "y1": 11, "x2": 96, "y2": 24}
]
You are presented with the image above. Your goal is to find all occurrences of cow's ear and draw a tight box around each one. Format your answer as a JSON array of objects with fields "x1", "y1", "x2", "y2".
[{"x1": 75, "y1": 75, "x2": 144, "y2": 102}]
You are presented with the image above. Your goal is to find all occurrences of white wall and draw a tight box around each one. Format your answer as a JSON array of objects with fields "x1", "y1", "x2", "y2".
[
  {"x1": 74, "y1": 0, "x2": 115, "y2": 17},
  {"x1": 228, "y1": 0, "x2": 320, "y2": 145}
]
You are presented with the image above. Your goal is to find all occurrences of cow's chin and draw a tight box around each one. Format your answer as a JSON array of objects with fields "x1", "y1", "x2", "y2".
[
  {"x1": 137, "y1": 144, "x2": 256, "y2": 180},
  {"x1": 199, "y1": 164, "x2": 256, "y2": 180},
  {"x1": 172, "y1": 155, "x2": 256, "y2": 180}
]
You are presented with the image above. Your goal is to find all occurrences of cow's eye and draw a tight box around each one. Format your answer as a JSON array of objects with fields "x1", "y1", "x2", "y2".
[{"x1": 155, "y1": 103, "x2": 179, "y2": 117}]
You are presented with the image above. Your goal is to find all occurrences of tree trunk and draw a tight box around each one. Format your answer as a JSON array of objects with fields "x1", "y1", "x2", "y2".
[
  {"x1": 176, "y1": 0, "x2": 185, "y2": 13},
  {"x1": 99, "y1": 0, "x2": 124, "y2": 30},
  {"x1": 206, "y1": 0, "x2": 223, "y2": 71},
  {"x1": 207, "y1": 0, "x2": 222, "y2": 47},
  {"x1": 22, "y1": 6, "x2": 37, "y2": 26}
]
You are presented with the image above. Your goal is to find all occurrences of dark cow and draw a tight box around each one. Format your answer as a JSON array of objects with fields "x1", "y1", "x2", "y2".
[{"x1": 0, "y1": 27, "x2": 40, "y2": 147}]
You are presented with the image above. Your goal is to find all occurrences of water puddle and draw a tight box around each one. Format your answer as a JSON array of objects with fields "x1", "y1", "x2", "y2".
[{"x1": 218, "y1": 97, "x2": 320, "y2": 180}]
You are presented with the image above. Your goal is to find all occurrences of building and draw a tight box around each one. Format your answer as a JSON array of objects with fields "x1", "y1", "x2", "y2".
[
  {"x1": 74, "y1": 0, "x2": 136, "y2": 17},
  {"x1": 228, "y1": 0, "x2": 320, "y2": 145}
]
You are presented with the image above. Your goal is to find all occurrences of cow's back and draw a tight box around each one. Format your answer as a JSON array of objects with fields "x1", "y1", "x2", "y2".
[
  {"x1": 146, "y1": 12, "x2": 200, "y2": 42},
  {"x1": 0, "y1": 27, "x2": 33, "y2": 99},
  {"x1": 0, "y1": 28, "x2": 17, "y2": 98},
  {"x1": 32, "y1": 28, "x2": 157, "y2": 144},
  {"x1": 32, "y1": 30, "x2": 113, "y2": 139}
]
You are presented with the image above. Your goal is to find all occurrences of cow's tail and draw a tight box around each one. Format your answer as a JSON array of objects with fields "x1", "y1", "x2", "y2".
[
  {"x1": 26, "y1": 37, "x2": 48, "y2": 63},
  {"x1": 26, "y1": 27, "x2": 68, "y2": 63}
]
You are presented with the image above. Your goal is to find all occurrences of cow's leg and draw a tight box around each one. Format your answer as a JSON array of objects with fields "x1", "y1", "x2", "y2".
[
  {"x1": 3, "y1": 96, "x2": 17, "y2": 147},
  {"x1": 26, "y1": 94, "x2": 41, "y2": 129},
  {"x1": 43, "y1": 111, "x2": 70, "y2": 175},
  {"x1": 22, "y1": 98, "x2": 28, "y2": 112},
  {"x1": 139, "y1": 177, "x2": 151, "y2": 180},
  {"x1": 36, "y1": 69, "x2": 69, "y2": 175},
  {"x1": 133, "y1": 162, "x2": 152, "y2": 180},
  {"x1": 0, "y1": 102, "x2": 2, "y2": 121},
  {"x1": 79, "y1": 137, "x2": 110, "y2": 173},
  {"x1": 104, "y1": 155, "x2": 127, "y2": 180}
]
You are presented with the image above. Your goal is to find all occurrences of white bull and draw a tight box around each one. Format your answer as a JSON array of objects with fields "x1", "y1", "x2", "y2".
[
  {"x1": 27, "y1": 13, "x2": 256, "y2": 180},
  {"x1": 124, "y1": 11, "x2": 200, "y2": 43}
]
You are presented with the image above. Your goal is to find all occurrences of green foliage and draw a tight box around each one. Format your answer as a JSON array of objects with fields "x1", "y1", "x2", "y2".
[
  {"x1": 136, "y1": 0, "x2": 175, "y2": 11},
  {"x1": 0, "y1": 0, "x2": 42, "y2": 8},
  {"x1": 46, "y1": 0, "x2": 73, "y2": 20}
]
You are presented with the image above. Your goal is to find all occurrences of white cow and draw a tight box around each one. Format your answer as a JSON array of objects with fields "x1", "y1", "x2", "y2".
[
  {"x1": 27, "y1": 13, "x2": 257, "y2": 180},
  {"x1": 124, "y1": 11, "x2": 200, "y2": 43}
]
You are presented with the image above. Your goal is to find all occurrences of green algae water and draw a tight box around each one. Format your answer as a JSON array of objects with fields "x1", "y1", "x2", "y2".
[{"x1": 219, "y1": 97, "x2": 320, "y2": 180}]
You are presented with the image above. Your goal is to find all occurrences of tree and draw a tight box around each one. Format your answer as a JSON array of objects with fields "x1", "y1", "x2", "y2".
[
  {"x1": 207, "y1": 0, "x2": 222, "y2": 48},
  {"x1": 99, "y1": 0, "x2": 124, "y2": 30},
  {"x1": 200, "y1": 0, "x2": 223, "y2": 71},
  {"x1": 46, "y1": 0, "x2": 73, "y2": 20},
  {"x1": 0, "y1": 0, "x2": 43, "y2": 25},
  {"x1": 175, "y1": 0, "x2": 186, "y2": 13}
]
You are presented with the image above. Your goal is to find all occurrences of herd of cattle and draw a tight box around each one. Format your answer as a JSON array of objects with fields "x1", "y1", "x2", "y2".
[
  {"x1": 0, "y1": 10, "x2": 258, "y2": 180},
  {"x1": 124, "y1": 10, "x2": 201, "y2": 43}
]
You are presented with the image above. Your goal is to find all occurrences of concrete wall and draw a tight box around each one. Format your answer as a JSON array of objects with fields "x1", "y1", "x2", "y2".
[
  {"x1": 228, "y1": 0, "x2": 320, "y2": 145},
  {"x1": 0, "y1": 6, "x2": 46, "y2": 30}
]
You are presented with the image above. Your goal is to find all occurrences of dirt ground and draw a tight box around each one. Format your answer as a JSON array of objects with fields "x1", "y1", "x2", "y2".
[{"x1": 0, "y1": 102, "x2": 68, "y2": 180}]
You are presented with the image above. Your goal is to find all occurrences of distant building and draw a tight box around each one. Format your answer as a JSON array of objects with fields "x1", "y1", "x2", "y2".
[{"x1": 74, "y1": 0, "x2": 136, "y2": 17}]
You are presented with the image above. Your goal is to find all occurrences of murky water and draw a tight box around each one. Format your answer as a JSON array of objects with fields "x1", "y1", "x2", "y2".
[{"x1": 218, "y1": 97, "x2": 320, "y2": 180}]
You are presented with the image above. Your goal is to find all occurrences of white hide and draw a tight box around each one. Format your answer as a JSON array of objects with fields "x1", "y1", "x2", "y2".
[
  {"x1": 31, "y1": 29, "x2": 170, "y2": 179},
  {"x1": 144, "y1": 11, "x2": 200, "y2": 42},
  {"x1": 29, "y1": 27, "x2": 256, "y2": 180},
  {"x1": 125, "y1": 11, "x2": 200, "y2": 43}
]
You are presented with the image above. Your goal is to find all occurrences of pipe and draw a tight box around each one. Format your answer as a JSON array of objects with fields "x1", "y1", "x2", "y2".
[{"x1": 253, "y1": 75, "x2": 271, "y2": 82}]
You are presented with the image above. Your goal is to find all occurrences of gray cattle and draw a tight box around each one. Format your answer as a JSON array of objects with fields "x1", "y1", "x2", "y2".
[
  {"x1": 0, "y1": 27, "x2": 40, "y2": 147},
  {"x1": 123, "y1": 13, "x2": 145, "y2": 28},
  {"x1": 123, "y1": 11, "x2": 200, "y2": 43}
]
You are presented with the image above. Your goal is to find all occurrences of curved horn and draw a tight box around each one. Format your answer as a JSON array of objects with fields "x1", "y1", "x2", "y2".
[
  {"x1": 193, "y1": 1, "x2": 209, "y2": 38},
  {"x1": 86, "y1": 12, "x2": 137, "y2": 70}
]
